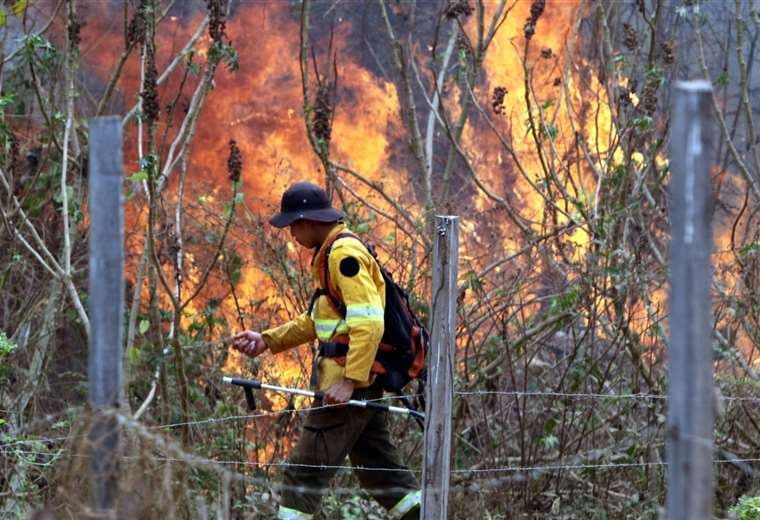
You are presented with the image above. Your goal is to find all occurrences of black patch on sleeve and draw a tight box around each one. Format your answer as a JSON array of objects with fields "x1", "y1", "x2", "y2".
[{"x1": 339, "y1": 256, "x2": 361, "y2": 277}]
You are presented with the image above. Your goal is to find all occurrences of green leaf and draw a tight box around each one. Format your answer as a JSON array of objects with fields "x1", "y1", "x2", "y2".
[
  {"x1": 186, "y1": 59, "x2": 201, "y2": 75},
  {"x1": 730, "y1": 495, "x2": 760, "y2": 519},
  {"x1": 632, "y1": 115, "x2": 653, "y2": 131},
  {"x1": 738, "y1": 241, "x2": 760, "y2": 257},
  {"x1": 465, "y1": 270, "x2": 484, "y2": 292},
  {"x1": 0, "y1": 331, "x2": 16, "y2": 356},
  {"x1": 208, "y1": 42, "x2": 239, "y2": 71},
  {"x1": 128, "y1": 170, "x2": 148, "y2": 182},
  {"x1": 645, "y1": 66, "x2": 665, "y2": 86},
  {"x1": 354, "y1": 222, "x2": 370, "y2": 234},
  {"x1": 52, "y1": 419, "x2": 68, "y2": 430},
  {"x1": 0, "y1": 10, "x2": 6, "y2": 27},
  {"x1": 53, "y1": 185, "x2": 75, "y2": 206},
  {"x1": 715, "y1": 71, "x2": 729, "y2": 87},
  {"x1": 550, "y1": 284, "x2": 580, "y2": 313},
  {"x1": 12, "y1": 0, "x2": 27, "y2": 16},
  {"x1": 127, "y1": 346, "x2": 140, "y2": 365},
  {"x1": 541, "y1": 434, "x2": 559, "y2": 449},
  {"x1": 541, "y1": 123, "x2": 558, "y2": 140},
  {"x1": 138, "y1": 319, "x2": 149, "y2": 335}
]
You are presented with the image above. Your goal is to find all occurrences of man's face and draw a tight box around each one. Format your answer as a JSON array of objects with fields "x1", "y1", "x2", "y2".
[{"x1": 289, "y1": 220, "x2": 315, "y2": 248}]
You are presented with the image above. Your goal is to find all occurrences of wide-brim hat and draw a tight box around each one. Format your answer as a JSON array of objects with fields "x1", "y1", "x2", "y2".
[{"x1": 269, "y1": 181, "x2": 344, "y2": 228}]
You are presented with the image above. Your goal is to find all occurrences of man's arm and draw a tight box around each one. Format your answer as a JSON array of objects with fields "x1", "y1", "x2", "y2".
[
  {"x1": 233, "y1": 313, "x2": 317, "y2": 358},
  {"x1": 329, "y1": 243, "x2": 384, "y2": 384},
  {"x1": 262, "y1": 313, "x2": 317, "y2": 353}
]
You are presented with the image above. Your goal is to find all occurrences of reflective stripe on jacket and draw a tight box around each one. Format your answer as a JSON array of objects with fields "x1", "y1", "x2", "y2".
[{"x1": 262, "y1": 223, "x2": 385, "y2": 390}]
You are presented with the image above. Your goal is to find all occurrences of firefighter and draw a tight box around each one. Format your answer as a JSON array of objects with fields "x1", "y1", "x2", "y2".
[{"x1": 233, "y1": 181, "x2": 420, "y2": 520}]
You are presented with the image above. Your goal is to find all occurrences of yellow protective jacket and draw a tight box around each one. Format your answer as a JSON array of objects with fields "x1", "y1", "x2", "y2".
[{"x1": 262, "y1": 223, "x2": 385, "y2": 390}]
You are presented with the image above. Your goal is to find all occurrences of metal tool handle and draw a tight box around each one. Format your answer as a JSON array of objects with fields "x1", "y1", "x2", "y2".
[
  {"x1": 222, "y1": 375, "x2": 425, "y2": 424},
  {"x1": 225, "y1": 376, "x2": 262, "y2": 390}
]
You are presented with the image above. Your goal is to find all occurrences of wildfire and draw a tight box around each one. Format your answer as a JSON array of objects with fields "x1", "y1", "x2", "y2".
[{"x1": 62, "y1": 0, "x2": 755, "y2": 436}]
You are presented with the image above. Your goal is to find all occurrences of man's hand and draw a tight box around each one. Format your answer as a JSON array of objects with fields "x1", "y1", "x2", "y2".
[
  {"x1": 323, "y1": 378, "x2": 356, "y2": 405},
  {"x1": 232, "y1": 331, "x2": 268, "y2": 358}
]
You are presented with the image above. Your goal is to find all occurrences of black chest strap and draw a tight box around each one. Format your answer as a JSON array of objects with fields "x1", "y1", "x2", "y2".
[{"x1": 318, "y1": 341, "x2": 350, "y2": 357}]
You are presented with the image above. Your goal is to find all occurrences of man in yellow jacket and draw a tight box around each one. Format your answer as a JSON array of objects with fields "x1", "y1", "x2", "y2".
[{"x1": 233, "y1": 182, "x2": 420, "y2": 520}]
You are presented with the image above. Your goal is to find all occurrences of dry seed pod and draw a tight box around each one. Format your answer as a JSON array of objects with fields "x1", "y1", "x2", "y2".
[
  {"x1": 623, "y1": 23, "x2": 638, "y2": 51},
  {"x1": 492, "y1": 86, "x2": 508, "y2": 115},
  {"x1": 444, "y1": 0, "x2": 474, "y2": 19},
  {"x1": 524, "y1": 0, "x2": 546, "y2": 40},
  {"x1": 312, "y1": 84, "x2": 332, "y2": 143},
  {"x1": 227, "y1": 139, "x2": 242, "y2": 183}
]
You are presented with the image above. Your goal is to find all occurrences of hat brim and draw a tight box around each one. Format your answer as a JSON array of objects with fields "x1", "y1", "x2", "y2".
[{"x1": 269, "y1": 207, "x2": 344, "y2": 228}]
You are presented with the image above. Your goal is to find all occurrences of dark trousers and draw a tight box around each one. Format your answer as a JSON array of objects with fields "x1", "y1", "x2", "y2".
[{"x1": 280, "y1": 384, "x2": 420, "y2": 518}]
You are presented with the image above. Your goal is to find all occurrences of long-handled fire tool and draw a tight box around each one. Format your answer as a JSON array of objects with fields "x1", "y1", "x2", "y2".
[{"x1": 223, "y1": 376, "x2": 425, "y2": 428}]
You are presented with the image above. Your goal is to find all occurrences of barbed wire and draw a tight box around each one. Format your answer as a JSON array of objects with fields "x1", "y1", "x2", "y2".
[
  {"x1": 112, "y1": 411, "x2": 423, "y2": 498},
  {"x1": 1, "y1": 404, "x2": 86, "y2": 435},
  {"x1": 0, "y1": 433, "x2": 74, "y2": 448},
  {"x1": 4, "y1": 407, "x2": 757, "y2": 502},
  {"x1": 147, "y1": 457, "x2": 419, "y2": 474},
  {"x1": 0, "y1": 394, "x2": 422, "y2": 448},
  {"x1": 456, "y1": 390, "x2": 668, "y2": 400},
  {"x1": 151, "y1": 393, "x2": 424, "y2": 430},
  {"x1": 453, "y1": 457, "x2": 760, "y2": 475},
  {"x1": 6, "y1": 411, "x2": 758, "y2": 476},
  {"x1": 454, "y1": 390, "x2": 760, "y2": 403},
  {"x1": 4, "y1": 387, "x2": 760, "y2": 449},
  {"x1": 0, "y1": 448, "x2": 416, "y2": 498},
  {"x1": 5, "y1": 445, "x2": 758, "y2": 478}
]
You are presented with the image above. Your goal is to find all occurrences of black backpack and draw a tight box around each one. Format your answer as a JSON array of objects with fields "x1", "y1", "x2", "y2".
[{"x1": 308, "y1": 231, "x2": 429, "y2": 394}]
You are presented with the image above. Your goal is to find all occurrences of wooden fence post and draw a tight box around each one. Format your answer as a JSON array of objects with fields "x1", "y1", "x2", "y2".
[
  {"x1": 666, "y1": 80, "x2": 715, "y2": 520},
  {"x1": 422, "y1": 215, "x2": 459, "y2": 519},
  {"x1": 88, "y1": 116, "x2": 125, "y2": 515}
]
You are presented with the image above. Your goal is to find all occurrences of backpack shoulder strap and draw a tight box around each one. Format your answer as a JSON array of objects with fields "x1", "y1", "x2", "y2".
[{"x1": 316, "y1": 231, "x2": 360, "y2": 316}]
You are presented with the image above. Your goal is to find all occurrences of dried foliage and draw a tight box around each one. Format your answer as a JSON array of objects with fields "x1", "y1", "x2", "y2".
[
  {"x1": 140, "y1": 46, "x2": 160, "y2": 127},
  {"x1": 623, "y1": 22, "x2": 639, "y2": 50},
  {"x1": 1, "y1": 1, "x2": 759, "y2": 518},
  {"x1": 311, "y1": 83, "x2": 332, "y2": 143},
  {"x1": 207, "y1": 0, "x2": 228, "y2": 45},
  {"x1": 523, "y1": 0, "x2": 546, "y2": 40},
  {"x1": 491, "y1": 86, "x2": 507, "y2": 115},
  {"x1": 126, "y1": 8, "x2": 146, "y2": 47},
  {"x1": 444, "y1": 0, "x2": 474, "y2": 20},
  {"x1": 227, "y1": 139, "x2": 242, "y2": 182}
]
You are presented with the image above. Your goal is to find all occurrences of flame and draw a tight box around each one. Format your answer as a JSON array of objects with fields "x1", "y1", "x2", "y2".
[
  {"x1": 474, "y1": 1, "x2": 606, "y2": 256},
  {"x1": 64, "y1": 0, "x2": 759, "y2": 470},
  {"x1": 74, "y1": 1, "x2": 650, "y2": 383}
]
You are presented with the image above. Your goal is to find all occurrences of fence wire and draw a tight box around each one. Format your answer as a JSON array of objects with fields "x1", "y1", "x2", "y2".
[
  {"x1": 3, "y1": 398, "x2": 758, "y2": 506},
  {"x1": 455, "y1": 390, "x2": 760, "y2": 403},
  {"x1": 4, "y1": 389, "x2": 760, "y2": 450},
  {"x1": 5, "y1": 445, "x2": 758, "y2": 481},
  {"x1": 4, "y1": 413, "x2": 758, "y2": 479},
  {"x1": 3, "y1": 388, "x2": 758, "y2": 504}
]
